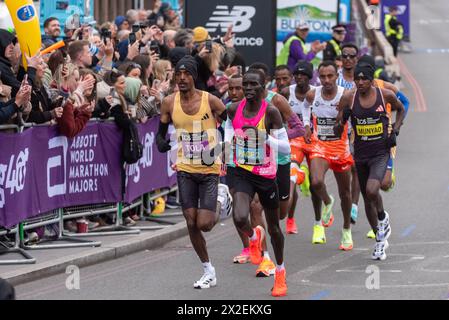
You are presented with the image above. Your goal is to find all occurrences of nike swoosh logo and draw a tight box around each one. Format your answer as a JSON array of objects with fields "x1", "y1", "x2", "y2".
[{"x1": 281, "y1": 195, "x2": 288, "y2": 200}]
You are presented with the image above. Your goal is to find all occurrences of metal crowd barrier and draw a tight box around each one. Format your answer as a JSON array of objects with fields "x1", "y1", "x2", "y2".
[{"x1": 0, "y1": 120, "x2": 180, "y2": 264}]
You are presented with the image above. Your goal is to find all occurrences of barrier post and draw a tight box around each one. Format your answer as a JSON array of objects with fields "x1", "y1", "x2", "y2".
[{"x1": 0, "y1": 226, "x2": 36, "y2": 265}]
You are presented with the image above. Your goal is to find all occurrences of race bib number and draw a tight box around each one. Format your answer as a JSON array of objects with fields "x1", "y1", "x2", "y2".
[
  {"x1": 181, "y1": 131, "x2": 209, "y2": 160},
  {"x1": 235, "y1": 134, "x2": 265, "y2": 166},
  {"x1": 355, "y1": 118, "x2": 384, "y2": 141},
  {"x1": 316, "y1": 117, "x2": 339, "y2": 141}
]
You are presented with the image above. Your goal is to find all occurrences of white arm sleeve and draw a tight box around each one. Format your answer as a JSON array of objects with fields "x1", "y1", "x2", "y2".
[
  {"x1": 302, "y1": 99, "x2": 312, "y2": 127},
  {"x1": 267, "y1": 127, "x2": 291, "y2": 155},
  {"x1": 224, "y1": 118, "x2": 234, "y2": 144}
]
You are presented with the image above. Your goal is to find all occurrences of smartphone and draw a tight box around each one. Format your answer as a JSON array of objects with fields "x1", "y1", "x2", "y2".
[
  {"x1": 132, "y1": 24, "x2": 140, "y2": 33},
  {"x1": 129, "y1": 32, "x2": 137, "y2": 44},
  {"x1": 152, "y1": 79, "x2": 161, "y2": 89},
  {"x1": 205, "y1": 40, "x2": 212, "y2": 52},
  {"x1": 149, "y1": 41, "x2": 160, "y2": 55}
]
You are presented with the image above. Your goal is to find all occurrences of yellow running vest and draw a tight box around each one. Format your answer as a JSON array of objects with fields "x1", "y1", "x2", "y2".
[{"x1": 171, "y1": 91, "x2": 220, "y2": 175}]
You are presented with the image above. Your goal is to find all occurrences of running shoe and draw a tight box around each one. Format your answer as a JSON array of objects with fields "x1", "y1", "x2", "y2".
[
  {"x1": 339, "y1": 229, "x2": 353, "y2": 251},
  {"x1": 193, "y1": 271, "x2": 217, "y2": 289},
  {"x1": 256, "y1": 257, "x2": 276, "y2": 277},
  {"x1": 249, "y1": 226, "x2": 265, "y2": 265},
  {"x1": 312, "y1": 225, "x2": 326, "y2": 244},
  {"x1": 233, "y1": 247, "x2": 250, "y2": 264},
  {"x1": 366, "y1": 229, "x2": 376, "y2": 239},
  {"x1": 376, "y1": 211, "x2": 391, "y2": 242},
  {"x1": 271, "y1": 268, "x2": 287, "y2": 297},
  {"x1": 299, "y1": 165, "x2": 311, "y2": 197},
  {"x1": 372, "y1": 240, "x2": 389, "y2": 260},
  {"x1": 350, "y1": 205, "x2": 358, "y2": 224},
  {"x1": 321, "y1": 195, "x2": 335, "y2": 227},
  {"x1": 286, "y1": 218, "x2": 298, "y2": 234}
]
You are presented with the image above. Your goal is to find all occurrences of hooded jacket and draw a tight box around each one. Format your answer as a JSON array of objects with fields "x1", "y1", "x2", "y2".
[{"x1": 0, "y1": 29, "x2": 37, "y2": 97}]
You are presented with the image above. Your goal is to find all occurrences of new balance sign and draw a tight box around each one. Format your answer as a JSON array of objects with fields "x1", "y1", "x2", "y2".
[
  {"x1": 186, "y1": 0, "x2": 275, "y2": 69},
  {"x1": 205, "y1": 6, "x2": 256, "y2": 33}
]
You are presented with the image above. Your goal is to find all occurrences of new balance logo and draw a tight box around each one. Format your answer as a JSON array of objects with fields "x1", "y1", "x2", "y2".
[
  {"x1": 205, "y1": 5, "x2": 256, "y2": 33},
  {"x1": 201, "y1": 113, "x2": 210, "y2": 121},
  {"x1": 376, "y1": 105, "x2": 385, "y2": 112}
]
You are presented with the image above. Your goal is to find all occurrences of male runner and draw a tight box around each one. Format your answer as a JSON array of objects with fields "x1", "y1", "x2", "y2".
[
  {"x1": 225, "y1": 69, "x2": 291, "y2": 297},
  {"x1": 335, "y1": 62, "x2": 405, "y2": 259},
  {"x1": 274, "y1": 65, "x2": 293, "y2": 93},
  {"x1": 156, "y1": 55, "x2": 227, "y2": 289},
  {"x1": 280, "y1": 61, "x2": 318, "y2": 235},
  {"x1": 303, "y1": 60, "x2": 353, "y2": 250},
  {"x1": 356, "y1": 54, "x2": 410, "y2": 238},
  {"x1": 226, "y1": 74, "x2": 273, "y2": 270},
  {"x1": 336, "y1": 44, "x2": 362, "y2": 226}
]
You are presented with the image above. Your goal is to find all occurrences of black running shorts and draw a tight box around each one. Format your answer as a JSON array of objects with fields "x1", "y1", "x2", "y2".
[
  {"x1": 177, "y1": 171, "x2": 219, "y2": 212},
  {"x1": 355, "y1": 153, "x2": 389, "y2": 195},
  {"x1": 233, "y1": 167, "x2": 279, "y2": 210},
  {"x1": 276, "y1": 163, "x2": 291, "y2": 201},
  {"x1": 225, "y1": 166, "x2": 237, "y2": 191}
]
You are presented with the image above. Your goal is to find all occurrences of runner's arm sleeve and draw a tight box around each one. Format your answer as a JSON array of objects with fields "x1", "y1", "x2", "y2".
[
  {"x1": 267, "y1": 128, "x2": 291, "y2": 155},
  {"x1": 223, "y1": 118, "x2": 234, "y2": 144},
  {"x1": 286, "y1": 112, "x2": 305, "y2": 139},
  {"x1": 396, "y1": 91, "x2": 409, "y2": 116},
  {"x1": 156, "y1": 121, "x2": 171, "y2": 153},
  {"x1": 302, "y1": 100, "x2": 312, "y2": 127}
]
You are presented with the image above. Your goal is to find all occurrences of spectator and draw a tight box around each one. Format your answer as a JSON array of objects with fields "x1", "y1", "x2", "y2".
[
  {"x1": 384, "y1": 6, "x2": 403, "y2": 56},
  {"x1": 276, "y1": 22, "x2": 326, "y2": 71},
  {"x1": 115, "y1": 16, "x2": 130, "y2": 32},
  {"x1": 68, "y1": 40, "x2": 93, "y2": 69},
  {"x1": 126, "y1": 9, "x2": 139, "y2": 26},
  {"x1": 0, "y1": 29, "x2": 39, "y2": 97},
  {"x1": 0, "y1": 80, "x2": 31, "y2": 124},
  {"x1": 163, "y1": 30, "x2": 177, "y2": 49},
  {"x1": 42, "y1": 17, "x2": 61, "y2": 47},
  {"x1": 153, "y1": 59, "x2": 173, "y2": 82},
  {"x1": 56, "y1": 65, "x2": 95, "y2": 138},
  {"x1": 132, "y1": 54, "x2": 153, "y2": 87},
  {"x1": 323, "y1": 24, "x2": 347, "y2": 61},
  {"x1": 138, "y1": 10, "x2": 149, "y2": 23},
  {"x1": 174, "y1": 29, "x2": 194, "y2": 50}
]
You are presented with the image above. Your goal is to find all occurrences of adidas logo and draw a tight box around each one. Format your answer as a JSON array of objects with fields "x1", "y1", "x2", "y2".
[
  {"x1": 376, "y1": 105, "x2": 384, "y2": 112},
  {"x1": 201, "y1": 113, "x2": 210, "y2": 120}
]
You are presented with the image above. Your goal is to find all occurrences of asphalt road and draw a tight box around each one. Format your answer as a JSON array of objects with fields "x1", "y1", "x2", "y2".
[{"x1": 14, "y1": 0, "x2": 449, "y2": 300}]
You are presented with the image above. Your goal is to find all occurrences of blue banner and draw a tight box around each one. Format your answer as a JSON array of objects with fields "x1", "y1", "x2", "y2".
[{"x1": 381, "y1": 0, "x2": 410, "y2": 39}]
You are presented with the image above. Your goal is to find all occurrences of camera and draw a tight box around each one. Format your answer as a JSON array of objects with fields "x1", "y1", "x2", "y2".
[
  {"x1": 100, "y1": 28, "x2": 112, "y2": 45},
  {"x1": 132, "y1": 24, "x2": 140, "y2": 33}
]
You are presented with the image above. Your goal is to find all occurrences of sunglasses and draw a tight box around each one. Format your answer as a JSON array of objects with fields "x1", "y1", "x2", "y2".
[
  {"x1": 335, "y1": 30, "x2": 346, "y2": 34},
  {"x1": 342, "y1": 54, "x2": 357, "y2": 59}
]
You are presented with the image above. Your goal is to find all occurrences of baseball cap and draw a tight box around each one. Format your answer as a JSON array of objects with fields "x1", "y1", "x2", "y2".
[
  {"x1": 296, "y1": 22, "x2": 309, "y2": 30},
  {"x1": 332, "y1": 24, "x2": 347, "y2": 33},
  {"x1": 293, "y1": 60, "x2": 313, "y2": 79},
  {"x1": 193, "y1": 26, "x2": 209, "y2": 43}
]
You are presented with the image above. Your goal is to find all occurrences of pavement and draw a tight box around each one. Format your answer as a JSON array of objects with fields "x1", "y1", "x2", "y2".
[{"x1": 0, "y1": 209, "x2": 187, "y2": 286}]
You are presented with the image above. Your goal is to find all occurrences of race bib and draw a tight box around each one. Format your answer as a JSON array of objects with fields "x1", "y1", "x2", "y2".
[
  {"x1": 235, "y1": 133, "x2": 266, "y2": 166},
  {"x1": 316, "y1": 117, "x2": 339, "y2": 141},
  {"x1": 355, "y1": 117, "x2": 384, "y2": 141},
  {"x1": 181, "y1": 131, "x2": 209, "y2": 160}
]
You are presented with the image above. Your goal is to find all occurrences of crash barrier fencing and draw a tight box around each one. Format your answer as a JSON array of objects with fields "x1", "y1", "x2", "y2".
[{"x1": 0, "y1": 117, "x2": 180, "y2": 265}]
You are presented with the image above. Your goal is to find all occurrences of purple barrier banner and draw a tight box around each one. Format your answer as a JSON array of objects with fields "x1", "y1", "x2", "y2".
[
  {"x1": 124, "y1": 117, "x2": 177, "y2": 204},
  {"x1": 0, "y1": 122, "x2": 123, "y2": 227}
]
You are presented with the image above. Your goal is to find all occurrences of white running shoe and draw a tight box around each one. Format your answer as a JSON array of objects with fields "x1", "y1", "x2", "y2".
[
  {"x1": 372, "y1": 240, "x2": 389, "y2": 260},
  {"x1": 376, "y1": 211, "x2": 391, "y2": 242},
  {"x1": 217, "y1": 183, "x2": 233, "y2": 220},
  {"x1": 193, "y1": 271, "x2": 217, "y2": 289}
]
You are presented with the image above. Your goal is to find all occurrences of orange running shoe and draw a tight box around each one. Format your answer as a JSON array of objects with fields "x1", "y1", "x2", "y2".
[
  {"x1": 286, "y1": 218, "x2": 298, "y2": 234},
  {"x1": 256, "y1": 257, "x2": 276, "y2": 277},
  {"x1": 271, "y1": 268, "x2": 287, "y2": 297},
  {"x1": 249, "y1": 226, "x2": 265, "y2": 265}
]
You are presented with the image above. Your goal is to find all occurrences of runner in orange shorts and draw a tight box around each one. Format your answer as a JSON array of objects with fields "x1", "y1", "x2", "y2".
[{"x1": 303, "y1": 61, "x2": 353, "y2": 250}]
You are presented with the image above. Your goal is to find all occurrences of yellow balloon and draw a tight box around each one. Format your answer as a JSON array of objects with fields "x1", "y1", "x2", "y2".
[{"x1": 5, "y1": 0, "x2": 41, "y2": 69}]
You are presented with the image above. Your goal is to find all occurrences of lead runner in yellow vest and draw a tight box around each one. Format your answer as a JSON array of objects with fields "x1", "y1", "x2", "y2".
[{"x1": 156, "y1": 55, "x2": 228, "y2": 289}]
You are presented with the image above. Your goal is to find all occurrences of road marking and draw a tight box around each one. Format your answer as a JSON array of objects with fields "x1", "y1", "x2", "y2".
[
  {"x1": 397, "y1": 57, "x2": 428, "y2": 112},
  {"x1": 414, "y1": 48, "x2": 449, "y2": 54},
  {"x1": 401, "y1": 224, "x2": 416, "y2": 237},
  {"x1": 336, "y1": 269, "x2": 402, "y2": 273},
  {"x1": 309, "y1": 290, "x2": 331, "y2": 300}
]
